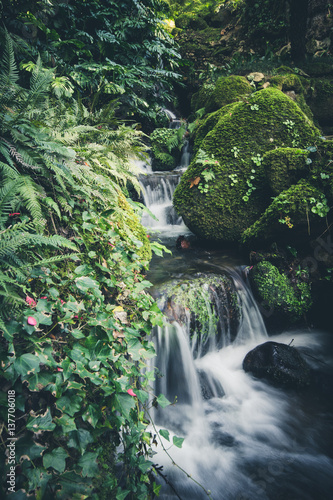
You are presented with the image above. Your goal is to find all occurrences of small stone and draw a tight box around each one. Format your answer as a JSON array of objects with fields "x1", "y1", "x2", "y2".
[{"x1": 247, "y1": 72, "x2": 265, "y2": 82}]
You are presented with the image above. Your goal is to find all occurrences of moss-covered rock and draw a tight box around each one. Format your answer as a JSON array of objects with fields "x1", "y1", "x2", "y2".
[
  {"x1": 157, "y1": 272, "x2": 240, "y2": 354},
  {"x1": 205, "y1": 75, "x2": 252, "y2": 113},
  {"x1": 149, "y1": 127, "x2": 183, "y2": 171},
  {"x1": 192, "y1": 103, "x2": 237, "y2": 154},
  {"x1": 269, "y1": 73, "x2": 313, "y2": 119},
  {"x1": 117, "y1": 194, "x2": 152, "y2": 263},
  {"x1": 264, "y1": 147, "x2": 309, "y2": 194},
  {"x1": 174, "y1": 87, "x2": 321, "y2": 242},
  {"x1": 308, "y1": 78, "x2": 333, "y2": 127},
  {"x1": 242, "y1": 179, "x2": 329, "y2": 245},
  {"x1": 191, "y1": 83, "x2": 216, "y2": 113},
  {"x1": 251, "y1": 261, "x2": 312, "y2": 321}
]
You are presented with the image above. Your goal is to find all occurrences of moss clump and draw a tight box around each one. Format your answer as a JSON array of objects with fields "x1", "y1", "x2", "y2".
[
  {"x1": 149, "y1": 127, "x2": 183, "y2": 171},
  {"x1": 308, "y1": 78, "x2": 333, "y2": 127},
  {"x1": 264, "y1": 147, "x2": 309, "y2": 194},
  {"x1": 192, "y1": 103, "x2": 237, "y2": 154},
  {"x1": 205, "y1": 75, "x2": 252, "y2": 113},
  {"x1": 191, "y1": 82, "x2": 216, "y2": 112},
  {"x1": 159, "y1": 273, "x2": 240, "y2": 348},
  {"x1": 269, "y1": 73, "x2": 313, "y2": 119},
  {"x1": 242, "y1": 179, "x2": 329, "y2": 244},
  {"x1": 174, "y1": 87, "x2": 321, "y2": 242},
  {"x1": 251, "y1": 261, "x2": 312, "y2": 320},
  {"x1": 117, "y1": 194, "x2": 152, "y2": 263}
]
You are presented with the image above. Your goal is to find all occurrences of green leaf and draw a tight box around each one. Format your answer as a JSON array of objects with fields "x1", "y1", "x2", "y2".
[
  {"x1": 54, "y1": 414, "x2": 77, "y2": 433},
  {"x1": 26, "y1": 408, "x2": 56, "y2": 432},
  {"x1": 43, "y1": 447, "x2": 68, "y2": 473},
  {"x1": 68, "y1": 429, "x2": 94, "y2": 455},
  {"x1": 173, "y1": 435, "x2": 184, "y2": 448},
  {"x1": 156, "y1": 393, "x2": 171, "y2": 408},
  {"x1": 116, "y1": 489, "x2": 130, "y2": 500},
  {"x1": 56, "y1": 393, "x2": 83, "y2": 416},
  {"x1": 159, "y1": 429, "x2": 170, "y2": 442},
  {"x1": 14, "y1": 353, "x2": 41, "y2": 378},
  {"x1": 78, "y1": 451, "x2": 99, "y2": 477},
  {"x1": 75, "y1": 276, "x2": 100, "y2": 291},
  {"x1": 15, "y1": 435, "x2": 46, "y2": 461},
  {"x1": 115, "y1": 393, "x2": 136, "y2": 420}
]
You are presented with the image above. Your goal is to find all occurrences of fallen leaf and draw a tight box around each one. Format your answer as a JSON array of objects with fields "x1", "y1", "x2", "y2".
[{"x1": 189, "y1": 176, "x2": 201, "y2": 188}]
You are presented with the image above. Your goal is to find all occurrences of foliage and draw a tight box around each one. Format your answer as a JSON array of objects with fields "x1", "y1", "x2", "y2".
[
  {"x1": 0, "y1": 0, "x2": 182, "y2": 126},
  {"x1": 251, "y1": 260, "x2": 312, "y2": 320},
  {"x1": 0, "y1": 32, "x2": 174, "y2": 499},
  {"x1": 149, "y1": 125, "x2": 186, "y2": 170}
]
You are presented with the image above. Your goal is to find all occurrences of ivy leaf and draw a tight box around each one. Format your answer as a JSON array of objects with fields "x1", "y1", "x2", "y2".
[
  {"x1": 115, "y1": 393, "x2": 136, "y2": 420},
  {"x1": 54, "y1": 414, "x2": 77, "y2": 433},
  {"x1": 68, "y1": 429, "x2": 94, "y2": 455},
  {"x1": 26, "y1": 408, "x2": 56, "y2": 432},
  {"x1": 14, "y1": 353, "x2": 41, "y2": 378},
  {"x1": 173, "y1": 436, "x2": 185, "y2": 448},
  {"x1": 56, "y1": 393, "x2": 82, "y2": 416},
  {"x1": 43, "y1": 447, "x2": 68, "y2": 473},
  {"x1": 78, "y1": 451, "x2": 99, "y2": 477},
  {"x1": 116, "y1": 489, "x2": 130, "y2": 500},
  {"x1": 156, "y1": 393, "x2": 172, "y2": 408},
  {"x1": 15, "y1": 435, "x2": 46, "y2": 461},
  {"x1": 159, "y1": 429, "x2": 170, "y2": 442}
]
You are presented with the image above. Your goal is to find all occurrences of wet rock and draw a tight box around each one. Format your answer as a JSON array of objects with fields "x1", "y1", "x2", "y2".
[{"x1": 243, "y1": 341, "x2": 311, "y2": 388}]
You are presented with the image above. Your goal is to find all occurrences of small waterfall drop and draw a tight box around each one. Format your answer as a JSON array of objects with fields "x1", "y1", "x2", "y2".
[{"x1": 139, "y1": 110, "x2": 190, "y2": 234}]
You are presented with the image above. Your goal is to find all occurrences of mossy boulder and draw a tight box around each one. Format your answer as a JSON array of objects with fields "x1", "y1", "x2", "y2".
[
  {"x1": 250, "y1": 261, "x2": 312, "y2": 321},
  {"x1": 173, "y1": 87, "x2": 321, "y2": 242},
  {"x1": 242, "y1": 179, "x2": 329, "y2": 245},
  {"x1": 149, "y1": 128, "x2": 183, "y2": 171},
  {"x1": 205, "y1": 75, "x2": 252, "y2": 113},
  {"x1": 192, "y1": 103, "x2": 237, "y2": 154},
  {"x1": 117, "y1": 194, "x2": 151, "y2": 263},
  {"x1": 264, "y1": 147, "x2": 309, "y2": 194},
  {"x1": 308, "y1": 78, "x2": 333, "y2": 127},
  {"x1": 191, "y1": 83, "x2": 216, "y2": 113},
  {"x1": 157, "y1": 273, "x2": 240, "y2": 355},
  {"x1": 269, "y1": 73, "x2": 313, "y2": 119}
]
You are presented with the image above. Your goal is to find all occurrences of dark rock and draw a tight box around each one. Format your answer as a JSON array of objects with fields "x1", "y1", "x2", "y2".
[{"x1": 243, "y1": 341, "x2": 311, "y2": 388}]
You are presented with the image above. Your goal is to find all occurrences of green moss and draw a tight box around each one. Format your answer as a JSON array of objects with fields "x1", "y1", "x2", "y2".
[
  {"x1": 174, "y1": 87, "x2": 321, "y2": 242},
  {"x1": 191, "y1": 82, "x2": 216, "y2": 113},
  {"x1": 205, "y1": 75, "x2": 252, "y2": 113},
  {"x1": 193, "y1": 103, "x2": 237, "y2": 154},
  {"x1": 117, "y1": 194, "x2": 152, "y2": 263},
  {"x1": 242, "y1": 179, "x2": 328, "y2": 244},
  {"x1": 251, "y1": 261, "x2": 312, "y2": 320},
  {"x1": 263, "y1": 147, "x2": 309, "y2": 194},
  {"x1": 269, "y1": 73, "x2": 313, "y2": 119},
  {"x1": 308, "y1": 78, "x2": 333, "y2": 126}
]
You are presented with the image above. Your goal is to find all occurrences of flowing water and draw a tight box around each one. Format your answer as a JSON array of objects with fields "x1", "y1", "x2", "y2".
[{"x1": 139, "y1": 114, "x2": 333, "y2": 500}]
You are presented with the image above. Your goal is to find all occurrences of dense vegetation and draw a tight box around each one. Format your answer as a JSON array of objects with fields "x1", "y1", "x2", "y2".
[
  {"x1": 0, "y1": 1, "x2": 182, "y2": 498},
  {"x1": 1, "y1": 0, "x2": 333, "y2": 498}
]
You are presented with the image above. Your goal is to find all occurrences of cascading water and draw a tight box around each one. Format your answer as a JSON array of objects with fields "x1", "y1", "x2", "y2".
[
  {"x1": 147, "y1": 268, "x2": 333, "y2": 500},
  {"x1": 139, "y1": 111, "x2": 333, "y2": 500},
  {"x1": 138, "y1": 111, "x2": 190, "y2": 234}
]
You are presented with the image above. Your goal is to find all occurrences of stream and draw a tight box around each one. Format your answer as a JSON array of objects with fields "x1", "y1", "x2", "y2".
[{"x1": 139, "y1": 118, "x2": 333, "y2": 500}]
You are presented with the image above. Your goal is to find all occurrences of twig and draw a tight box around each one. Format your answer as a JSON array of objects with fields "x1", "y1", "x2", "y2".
[{"x1": 146, "y1": 408, "x2": 214, "y2": 500}]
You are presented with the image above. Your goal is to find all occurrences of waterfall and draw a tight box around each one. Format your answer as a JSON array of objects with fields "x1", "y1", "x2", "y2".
[
  {"x1": 147, "y1": 268, "x2": 333, "y2": 499},
  {"x1": 139, "y1": 110, "x2": 191, "y2": 234}
]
